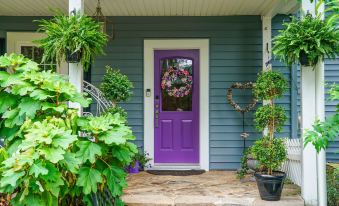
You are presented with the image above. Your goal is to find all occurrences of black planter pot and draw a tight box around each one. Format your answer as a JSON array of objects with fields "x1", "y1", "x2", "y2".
[
  {"x1": 254, "y1": 171, "x2": 286, "y2": 201},
  {"x1": 299, "y1": 50, "x2": 310, "y2": 66},
  {"x1": 66, "y1": 49, "x2": 81, "y2": 63}
]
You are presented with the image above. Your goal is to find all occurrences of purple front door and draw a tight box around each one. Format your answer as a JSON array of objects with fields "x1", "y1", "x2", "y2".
[{"x1": 154, "y1": 50, "x2": 199, "y2": 164}]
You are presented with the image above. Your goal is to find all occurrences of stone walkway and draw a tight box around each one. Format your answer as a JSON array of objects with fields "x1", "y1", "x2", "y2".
[{"x1": 122, "y1": 171, "x2": 304, "y2": 206}]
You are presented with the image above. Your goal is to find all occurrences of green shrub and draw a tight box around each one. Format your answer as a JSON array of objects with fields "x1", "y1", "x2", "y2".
[
  {"x1": 254, "y1": 105, "x2": 287, "y2": 133},
  {"x1": 0, "y1": 53, "x2": 137, "y2": 206},
  {"x1": 100, "y1": 66, "x2": 133, "y2": 104},
  {"x1": 327, "y1": 163, "x2": 339, "y2": 206},
  {"x1": 251, "y1": 137, "x2": 287, "y2": 173},
  {"x1": 251, "y1": 71, "x2": 288, "y2": 175},
  {"x1": 304, "y1": 84, "x2": 339, "y2": 152},
  {"x1": 254, "y1": 71, "x2": 288, "y2": 101},
  {"x1": 104, "y1": 106, "x2": 128, "y2": 121},
  {"x1": 35, "y1": 12, "x2": 108, "y2": 71}
]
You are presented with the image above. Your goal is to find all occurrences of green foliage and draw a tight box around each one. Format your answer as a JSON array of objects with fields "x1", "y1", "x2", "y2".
[
  {"x1": 252, "y1": 71, "x2": 288, "y2": 175},
  {"x1": 272, "y1": 6, "x2": 339, "y2": 66},
  {"x1": 237, "y1": 148, "x2": 251, "y2": 179},
  {"x1": 0, "y1": 53, "x2": 137, "y2": 205},
  {"x1": 251, "y1": 137, "x2": 287, "y2": 174},
  {"x1": 100, "y1": 66, "x2": 133, "y2": 104},
  {"x1": 132, "y1": 150, "x2": 152, "y2": 170},
  {"x1": 254, "y1": 105, "x2": 287, "y2": 133},
  {"x1": 103, "y1": 106, "x2": 128, "y2": 122},
  {"x1": 254, "y1": 71, "x2": 288, "y2": 100},
  {"x1": 35, "y1": 12, "x2": 108, "y2": 71},
  {"x1": 327, "y1": 163, "x2": 339, "y2": 206},
  {"x1": 304, "y1": 84, "x2": 339, "y2": 152}
]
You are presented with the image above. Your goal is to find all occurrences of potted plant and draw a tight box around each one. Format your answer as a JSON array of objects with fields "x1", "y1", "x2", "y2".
[
  {"x1": 100, "y1": 66, "x2": 134, "y2": 106},
  {"x1": 128, "y1": 150, "x2": 151, "y2": 173},
  {"x1": 251, "y1": 71, "x2": 288, "y2": 201},
  {"x1": 35, "y1": 12, "x2": 108, "y2": 70},
  {"x1": 272, "y1": 4, "x2": 339, "y2": 67}
]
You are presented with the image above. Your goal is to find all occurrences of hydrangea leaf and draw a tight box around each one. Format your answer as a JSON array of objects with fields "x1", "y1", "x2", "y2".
[
  {"x1": 98, "y1": 129, "x2": 127, "y2": 145},
  {"x1": 18, "y1": 97, "x2": 41, "y2": 119},
  {"x1": 0, "y1": 171, "x2": 25, "y2": 187},
  {"x1": 52, "y1": 132, "x2": 77, "y2": 149},
  {"x1": 61, "y1": 152, "x2": 81, "y2": 173},
  {"x1": 103, "y1": 167, "x2": 127, "y2": 197},
  {"x1": 29, "y1": 162, "x2": 49, "y2": 178},
  {"x1": 76, "y1": 141, "x2": 102, "y2": 164},
  {"x1": 39, "y1": 147, "x2": 65, "y2": 164},
  {"x1": 30, "y1": 89, "x2": 53, "y2": 100},
  {"x1": 76, "y1": 167, "x2": 102, "y2": 194},
  {"x1": 0, "y1": 92, "x2": 17, "y2": 113}
]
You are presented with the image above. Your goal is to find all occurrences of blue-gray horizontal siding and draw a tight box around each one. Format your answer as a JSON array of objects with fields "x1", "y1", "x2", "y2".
[
  {"x1": 272, "y1": 15, "x2": 293, "y2": 139},
  {"x1": 92, "y1": 16, "x2": 263, "y2": 170},
  {"x1": 325, "y1": 58, "x2": 339, "y2": 162}
]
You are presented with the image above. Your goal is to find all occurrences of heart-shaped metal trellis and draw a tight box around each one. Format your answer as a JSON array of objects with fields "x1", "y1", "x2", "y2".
[
  {"x1": 227, "y1": 82, "x2": 257, "y2": 113},
  {"x1": 227, "y1": 82, "x2": 257, "y2": 153}
]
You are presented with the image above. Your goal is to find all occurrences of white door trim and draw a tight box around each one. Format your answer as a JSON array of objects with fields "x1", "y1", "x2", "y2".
[{"x1": 143, "y1": 39, "x2": 209, "y2": 171}]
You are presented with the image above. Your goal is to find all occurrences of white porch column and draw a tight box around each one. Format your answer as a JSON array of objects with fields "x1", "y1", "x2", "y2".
[
  {"x1": 68, "y1": 0, "x2": 84, "y2": 114},
  {"x1": 301, "y1": 1, "x2": 326, "y2": 205},
  {"x1": 262, "y1": 16, "x2": 272, "y2": 72},
  {"x1": 262, "y1": 16, "x2": 272, "y2": 134}
]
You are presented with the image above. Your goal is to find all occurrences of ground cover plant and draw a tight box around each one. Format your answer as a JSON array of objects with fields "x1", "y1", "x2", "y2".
[{"x1": 0, "y1": 53, "x2": 137, "y2": 206}]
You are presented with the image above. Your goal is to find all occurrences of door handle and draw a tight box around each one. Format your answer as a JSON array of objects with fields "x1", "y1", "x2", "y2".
[{"x1": 155, "y1": 109, "x2": 159, "y2": 128}]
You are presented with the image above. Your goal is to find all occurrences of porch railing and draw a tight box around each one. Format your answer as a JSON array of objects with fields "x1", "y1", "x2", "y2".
[{"x1": 281, "y1": 138, "x2": 302, "y2": 186}]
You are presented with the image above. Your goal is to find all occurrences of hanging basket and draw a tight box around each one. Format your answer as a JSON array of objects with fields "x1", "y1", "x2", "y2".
[
  {"x1": 299, "y1": 50, "x2": 310, "y2": 66},
  {"x1": 66, "y1": 49, "x2": 81, "y2": 63}
]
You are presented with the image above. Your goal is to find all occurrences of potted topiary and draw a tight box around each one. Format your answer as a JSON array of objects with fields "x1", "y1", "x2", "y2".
[
  {"x1": 100, "y1": 66, "x2": 134, "y2": 106},
  {"x1": 272, "y1": 4, "x2": 339, "y2": 67},
  {"x1": 252, "y1": 71, "x2": 288, "y2": 201},
  {"x1": 35, "y1": 12, "x2": 108, "y2": 71}
]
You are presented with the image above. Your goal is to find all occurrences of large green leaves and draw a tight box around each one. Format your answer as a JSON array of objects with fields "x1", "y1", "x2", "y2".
[
  {"x1": 103, "y1": 166, "x2": 127, "y2": 197},
  {"x1": 76, "y1": 141, "x2": 102, "y2": 164},
  {"x1": 76, "y1": 167, "x2": 102, "y2": 194},
  {"x1": 0, "y1": 53, "x2": 138, "y2": 205}
]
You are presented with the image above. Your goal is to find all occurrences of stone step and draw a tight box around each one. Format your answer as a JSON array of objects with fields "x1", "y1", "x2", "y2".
[{"x1": 122, "y1": 194, "x2": 304, "y2": 206}]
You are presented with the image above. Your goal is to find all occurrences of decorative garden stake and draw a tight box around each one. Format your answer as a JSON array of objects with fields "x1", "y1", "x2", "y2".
[{"x1": 227, "y1": 82, "x2": 257, "y2": 152}]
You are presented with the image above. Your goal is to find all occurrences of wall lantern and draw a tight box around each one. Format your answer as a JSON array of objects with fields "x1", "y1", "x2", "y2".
[{"x1": 92, "y1": 0, "x2": 114, "y2": 39}]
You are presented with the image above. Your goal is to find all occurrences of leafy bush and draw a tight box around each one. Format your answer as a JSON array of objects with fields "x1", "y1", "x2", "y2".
[
  {"x1": 327, "y1": 163, "x2": 339, "y2": 206},
  {"x1": 0, "y1": 53, "x2": 137, "y2": 206},
  {"x1": 251, "y1": 137, "x2": 287, "y2": 173},
  {"x1": 304, "y1": 84, "x2": 339, "y2": 152},
  {"x1": 254, "y1": 105, "x2": 287, "y2": 133},
  {"x1": 254, "y1": 71, "x2": 288, "y2": 100},
  {"x1": 35, "y1": 12, "x2": 108, "y2": 71},
  {"x1": 272, "y1": 4, "x2": 339, "y2": 66},
  {"x1": 100, "y1": 66, "x2": 133, "y2": 104},
  {"x1": 103, "y1": 106, "x2": 128, "y2": 122},
  {"x1": 251, "y1": 71, "x2": 288, "y2": 175}
]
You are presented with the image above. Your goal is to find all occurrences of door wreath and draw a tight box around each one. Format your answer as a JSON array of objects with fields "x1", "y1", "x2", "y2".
[{"x1": 161, "y1": 66, "x2": 193, "y2": 98}]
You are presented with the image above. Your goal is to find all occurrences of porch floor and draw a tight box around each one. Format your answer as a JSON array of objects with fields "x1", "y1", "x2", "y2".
[{"x1": 122, "y1": 171, "x2": 303, "y2": 206}]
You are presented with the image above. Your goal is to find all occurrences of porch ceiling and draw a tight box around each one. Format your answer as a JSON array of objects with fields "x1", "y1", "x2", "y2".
[{"x1": 0, "y1": 0, "x2": 299, "y2": 17}]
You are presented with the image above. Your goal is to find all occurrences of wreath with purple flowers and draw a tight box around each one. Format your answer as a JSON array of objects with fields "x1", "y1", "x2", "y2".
[{"x1": 161, "y1": 66, "x2": 193, "y2": 97}]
